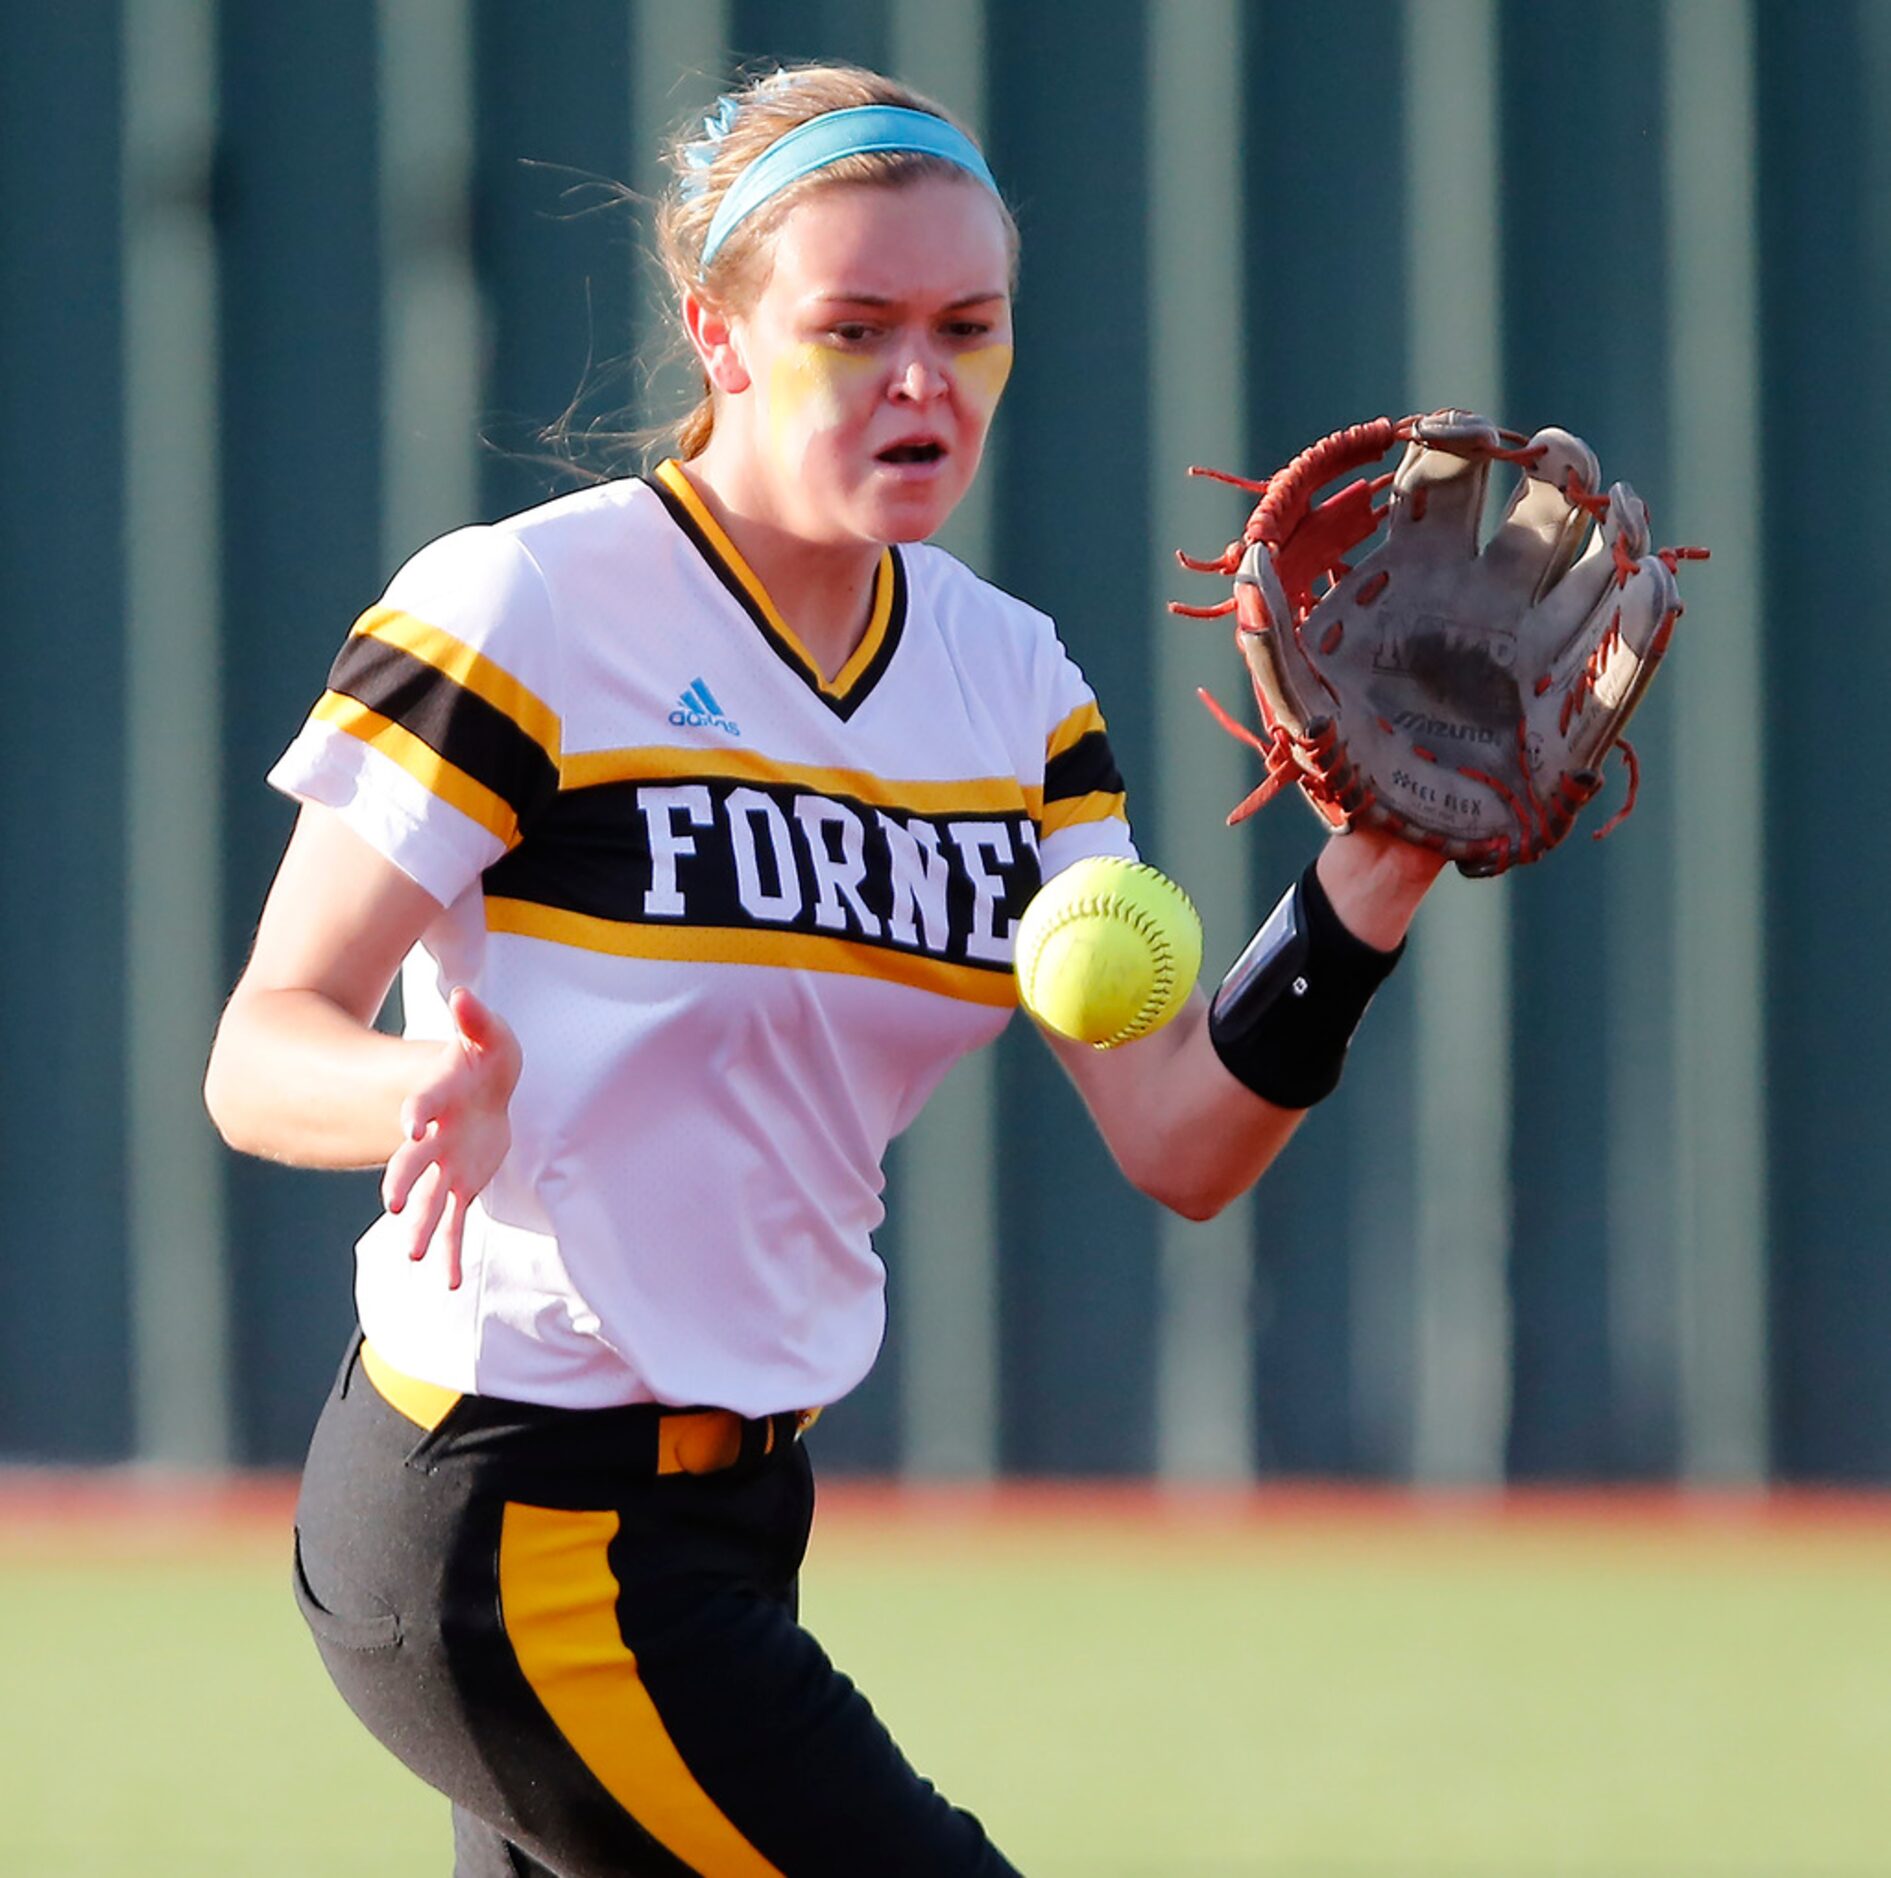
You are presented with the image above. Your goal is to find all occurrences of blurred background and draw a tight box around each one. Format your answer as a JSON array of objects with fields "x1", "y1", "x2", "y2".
[{"x1": 6, "y1": 0, "x2": 1882, "y2": 1492}]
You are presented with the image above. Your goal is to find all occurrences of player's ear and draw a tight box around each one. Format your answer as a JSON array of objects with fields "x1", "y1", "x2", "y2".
[{"x1": 684, "y1": 292, "x2": 751, "y2": 396}]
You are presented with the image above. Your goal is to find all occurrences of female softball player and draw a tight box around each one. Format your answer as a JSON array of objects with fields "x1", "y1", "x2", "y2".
[{"x1": 205, "y1": 61, "x2": 1440, "y2": 1877}]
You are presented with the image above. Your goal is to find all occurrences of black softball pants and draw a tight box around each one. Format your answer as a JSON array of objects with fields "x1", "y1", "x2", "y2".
[{"x1": 294, "y1": 1335, "x2": 1020, "y2": 1877}]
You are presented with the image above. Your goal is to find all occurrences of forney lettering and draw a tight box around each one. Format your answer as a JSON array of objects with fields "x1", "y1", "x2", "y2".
[{"x1": 636, "y1": 783, "x2": 1036, "y2": 965}]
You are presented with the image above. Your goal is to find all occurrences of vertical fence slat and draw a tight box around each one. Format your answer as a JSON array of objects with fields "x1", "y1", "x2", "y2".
[
  {"x1": 0, "y1": 11, "x2": 134, "y2": 1459},
  {"x1": 218, "y1": 0, "x2": 387, "y2": 1462},
  {"x1": 1665, "y1": 0, "x2": 1768, "y2": 1485},
  {"x1": 379, "y1": 0, "x2": 479, "y2": 569},
  {"x1": 630, "y1": 0, "x2": 729, "y2": 435},
  {"x1": 1402, "y1": 0, "x2": 1513, "y2": 1486},
  {"x1": 1242, "y1": 1, "x2": 1413, "y2": 1479},
  {"x1": 886, "y1": 0, "x2": 1002, "y2": 1481},
  {"x1": 990, "y1": 0, "x2": 1159, "y2": 1476},
  {"x1": 1146, "y1": 0, "x2": 1254, "y2": 1482},
  {"x1": 124, "y1": 0, "x2": 233, "y2": 1466}
]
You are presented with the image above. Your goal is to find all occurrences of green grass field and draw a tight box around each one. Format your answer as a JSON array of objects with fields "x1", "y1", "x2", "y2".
[{"x1": 2, "y1": 1479, "x2": 1888, "y2": 1875}]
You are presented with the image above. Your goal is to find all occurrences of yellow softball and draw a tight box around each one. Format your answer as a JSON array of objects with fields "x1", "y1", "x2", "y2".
[{"x1": 1014, "y1": 857, "x2": 1203, "y2": 1048}]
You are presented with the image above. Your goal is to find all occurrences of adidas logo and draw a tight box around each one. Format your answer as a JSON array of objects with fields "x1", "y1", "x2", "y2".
[{"x1": 669, "y1": 678, "x2": 741, "y2": 737}]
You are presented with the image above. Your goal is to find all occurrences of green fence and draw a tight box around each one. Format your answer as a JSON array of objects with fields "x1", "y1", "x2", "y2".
[{"x1": 2, "y1": 0, "x2": 1883, "y2": 1485}]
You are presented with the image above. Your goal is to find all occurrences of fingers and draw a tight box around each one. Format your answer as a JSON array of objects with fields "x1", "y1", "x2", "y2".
[
  {"x1": 382, "y1": 1123, "x2": 432, "y2": 1214},
  {"x1": 1481, "y1": 427, "x2": 1602, "y2": 603},
  {"x1": 393, "y1": 1155, "x2": 451, "y2": 1265},
  {"x1": 399, "y1": 1061, "x2": 449, "y2": 1146},
  {"x1": 383, "y1": 988, "x2": 515, "y2": 1284},
  {"x1": 404, "y1": 1001, "x2": 511, "y2": 1144},
  {"x1": 447, "y1": 986, "x2": 523, "y2": 1103},
  {"x1": 399, "y1": 1095, "x2": 430, "y2": 1146},
  {"x1": 449, "y1": 983, "x2": 496, "y2": 1049},
  {"x1": 439, "y1": 1188, "x2": 466, "y2": 1292},
  {"x1": 384, "y1": 1141, "x2": 470, "y2": 1286}
]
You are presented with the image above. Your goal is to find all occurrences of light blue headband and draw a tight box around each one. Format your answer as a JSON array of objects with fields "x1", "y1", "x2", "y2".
[{"x1": 699, "y1": 105, "x2": 999, "y2": 267}]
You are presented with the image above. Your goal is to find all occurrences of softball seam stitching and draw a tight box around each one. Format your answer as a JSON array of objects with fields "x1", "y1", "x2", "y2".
[{"x1": 1018, "y1": 863, "x2": 1194, "y2": 1047}]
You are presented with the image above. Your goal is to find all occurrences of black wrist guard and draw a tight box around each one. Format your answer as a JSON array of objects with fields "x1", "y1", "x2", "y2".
[{"x1": 1208, "y1": 861, "x2": 1405, "y2": 1109}]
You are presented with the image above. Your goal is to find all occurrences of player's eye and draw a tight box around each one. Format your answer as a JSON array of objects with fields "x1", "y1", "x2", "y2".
[
  {"x1": 827, "y1": 321, "x2": 879, "y2": 345},
  {"x1": 942, "y1": 319, "x2": 992, "y2": 342}
]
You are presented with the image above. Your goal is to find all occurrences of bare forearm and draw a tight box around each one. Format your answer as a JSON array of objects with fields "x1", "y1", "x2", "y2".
[
  {"x1": 204, "y1": 987, "x2": 434, "y2": 1168},
  {"x1": 1131, "y1": 1000, "x2": 1305, "y2": 1216},
  {"x1": 1061, "y1": 831, "x2": 1445, "y2": 1219},
  {"x1": 1150, "y1": 836, "x2": 1440, "y2": 1211},
  {"x1": 1313, "y1": 827, "x2": 1444, "y2": 949},
  {"x1": 1055, "y1": 992, "x2": 1301, "y2": 1219}
]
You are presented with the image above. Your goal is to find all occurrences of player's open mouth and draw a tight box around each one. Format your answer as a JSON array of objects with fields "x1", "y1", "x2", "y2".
[{"x1": 876, "y1": 441, "x2": 946, "y2": 465}]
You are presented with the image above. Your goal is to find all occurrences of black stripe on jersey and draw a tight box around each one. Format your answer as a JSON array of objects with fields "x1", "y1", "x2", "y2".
[
  {"x1": 1042, "y1": 729, "x2": 1125, "y2": 804},
  {"x1": 641, "y1": 475, "x2": 908, "y2": 725},
  {"x1": 483, "y1": 774, "x2": 1041, "y2": 976},
  {"x1": 328, "y1": 635, "x2": 562, "y2": 825}
]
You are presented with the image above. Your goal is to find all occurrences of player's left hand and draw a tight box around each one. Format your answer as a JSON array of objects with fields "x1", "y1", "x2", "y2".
[{"x1": 380, "y1": 985, "x2": 522, "y2": 1289}]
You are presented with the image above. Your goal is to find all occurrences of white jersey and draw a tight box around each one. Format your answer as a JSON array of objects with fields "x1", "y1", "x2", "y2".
[{"x1": 270, "y1": 460, "x2": 1136, "y2": 1414}]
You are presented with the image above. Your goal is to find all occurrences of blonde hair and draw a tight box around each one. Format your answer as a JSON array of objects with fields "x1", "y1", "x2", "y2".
[{"x1": 654, "y1": 63, "x2": 1018, "y2": 460}]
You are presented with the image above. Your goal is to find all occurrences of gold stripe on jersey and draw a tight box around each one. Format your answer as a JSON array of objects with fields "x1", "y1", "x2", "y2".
[
  {"x1": 1046, "y1": 698, "x2": 1107, "y2": 762},
  {"x1": 312, "y1": 692, "x2": 521, "y2": 845},
  {"x1": 560, "y1": 744, "x2": 1044, "y2": 821},
  {"x1": 499, "y1": 1505, "x2": 785, "y2": 1878},
  {"x1": 829, "y1": 540, "x2": 898, "y2": 696},
  {"x1": 1040, "y1": 789, "x2": 1130, "y2": 837},
  {"x1": 651, "y1": 459, "x2": 898, "y2": 704},
  {"x1": 351, "y1": 605, "x2": 561, "y2": 762},
  {"x1": 487, "y1": 898, "x2": 1019, "y2": 1008}
]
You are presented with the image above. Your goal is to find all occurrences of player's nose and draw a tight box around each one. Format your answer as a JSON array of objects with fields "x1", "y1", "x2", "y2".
[{"x1": 889, "y1": 356, "x2": 949, "y2": 403}]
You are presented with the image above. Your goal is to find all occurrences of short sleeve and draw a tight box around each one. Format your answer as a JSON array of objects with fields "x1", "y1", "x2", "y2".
[
  {"x1": 1037, "y1": 644, "x2": 1138, "y2": 879},
  {"x1": 268, "y1": 525, "x2": 563, "y2": 906}
]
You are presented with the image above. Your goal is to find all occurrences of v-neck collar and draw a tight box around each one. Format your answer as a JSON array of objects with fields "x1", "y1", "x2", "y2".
[{"x1": 645, "y1": 459, "x2": 908, "y2": 723}]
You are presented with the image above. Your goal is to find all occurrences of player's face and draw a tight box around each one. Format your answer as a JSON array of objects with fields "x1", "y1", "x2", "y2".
[{"x1": 729, "y1": 175, "x2": 1013, "y2": 545}]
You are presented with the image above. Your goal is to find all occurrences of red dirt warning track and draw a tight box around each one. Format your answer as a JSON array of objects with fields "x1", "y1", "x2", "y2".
[{"x1": 3, "y1": 1468, "x2": 1889, "y2": 1563}]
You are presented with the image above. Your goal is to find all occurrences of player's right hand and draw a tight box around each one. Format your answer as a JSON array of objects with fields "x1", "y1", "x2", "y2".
[{"x1": 381, "y1": 985, "x2": 522, "y2": 1290}]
